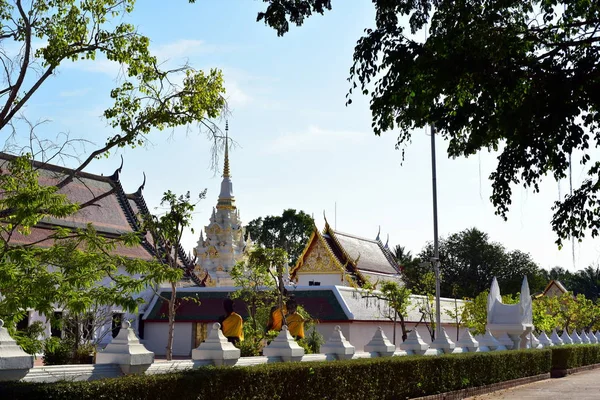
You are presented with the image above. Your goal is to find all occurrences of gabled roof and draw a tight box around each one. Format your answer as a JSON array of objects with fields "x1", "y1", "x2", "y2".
[
  {"x1": 535, "y1": 279, "x2": 569, "y2": 298},
  {"x1": 323, "y1": 222, "x2": 401, "y2": 276},
  {"x1": 290, "y1": 221, "x2": 401, "y2": 287},
  {"x1": 2, "y1": 154, "x2": 199, "y2": 266},
  {"x1": 290, "y1": 226, "x2": 363, "y2": 286}
]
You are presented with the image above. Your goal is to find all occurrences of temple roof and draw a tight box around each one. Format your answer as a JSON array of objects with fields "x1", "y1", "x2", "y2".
[
  {"x1": 535, "y1": 279, "x2": 569, "y2": 298},
  {"x1": 0, "y1": 152, "x2": 196, "y2": 273},
  {"x1": 290, "y1": 221, "x2": 401, "y2": 284},
  {"x1": 327, "y1": 229, "x2": 400, "y2": 275}
]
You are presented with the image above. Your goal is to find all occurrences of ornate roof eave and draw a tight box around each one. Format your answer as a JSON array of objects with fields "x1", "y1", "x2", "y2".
[
  {"x1": 290, "y1": 226, "x2": 345, "y2": 280},
  {"x1": 323, "y1": 220, "x2": 359, "y2": 271}
]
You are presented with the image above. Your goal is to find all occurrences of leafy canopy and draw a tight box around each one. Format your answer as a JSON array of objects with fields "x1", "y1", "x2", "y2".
[
  {"x1": 0, "y1": 155, "x2": 168, "y2": 327},
  {"x1": 255, "y1": 0, "x2": 600, "y2": 245},
  {"x1": 245, "y1": 209, "x2": 314, "y2": 267}
]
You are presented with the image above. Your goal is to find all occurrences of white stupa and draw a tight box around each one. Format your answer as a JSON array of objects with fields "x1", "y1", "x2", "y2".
[{"x1": 193, "y1": 123, "x2": 252, "y2": 287}]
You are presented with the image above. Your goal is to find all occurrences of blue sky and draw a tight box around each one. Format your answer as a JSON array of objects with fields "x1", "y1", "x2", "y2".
[{"x1": 17, "y1": 1, "x2": 600, "y2": 271}]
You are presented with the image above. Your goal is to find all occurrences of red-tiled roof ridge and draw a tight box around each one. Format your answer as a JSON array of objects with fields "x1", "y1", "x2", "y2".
[
  {"x1": 0, "y1": 151, "x2": 155, "y2": 259},
  {"x1": 0, "y1": 151, "x2": 115, "y2": 183}
]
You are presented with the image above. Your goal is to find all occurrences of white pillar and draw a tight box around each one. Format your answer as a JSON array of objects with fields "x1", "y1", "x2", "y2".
[
  {"x1": 426, "y1": 327, "x2": 455, "y2": 355},
  {"x1": 263, "y1": 326, "x2": 304, "y2": 362},
  {"x1": 364, "y1": 327, "x2": 395, "y2": 357},
  {"x1": 399, "y1": 329, "x2": 429, "y2": 356},
  {"x1": 95, "y1": 321, "x2": 154, "y2": 374},
  {"x1": 0, "y1": 319, "x2": 34, "y2": 381},
  {"x1": 456, "y1": 328, "x2": 479, "y2": 352},
  {"x1": 321, "y1": 325, "x2": 355, "y2": 360},
  {"x1": 192, "y1": 323, "x2": 240, "y2": 366}
]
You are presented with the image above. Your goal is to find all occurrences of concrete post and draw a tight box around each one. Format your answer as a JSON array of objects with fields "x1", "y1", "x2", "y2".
[
  {"x1": 399, "y1": 329, "x2": 429, "y2": 356},
  {"x1": 364, "y1": 327, "x2": 395, "y2": 357},
  {"x1": 95, "y1": 321, "x2": 154, "y2": 374},
  {"x1": 191, "y1": 323, "x2": 240, "y2": 366},
  {"x1": 321, "y1": 326, "x2": 355, "y2": 360},
  {"x1": 263, "y1": 326, "x2": 304, "y2": 362},
  {"x1": 0, "y1": 319, "x2": 34, "y2": 381}
]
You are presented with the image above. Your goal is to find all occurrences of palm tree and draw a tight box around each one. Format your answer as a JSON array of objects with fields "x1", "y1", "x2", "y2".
[
  {"x1": 573, "y1": 265, "x2": 600, "y2": 302},
  {"x1": 392, "y1": 245, "x2": 413, "y2": 265}
]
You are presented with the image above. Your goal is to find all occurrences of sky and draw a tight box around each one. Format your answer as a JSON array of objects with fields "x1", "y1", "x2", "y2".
[{"x1": 14, "y1": 1, "x2": 600, "y2": 272}]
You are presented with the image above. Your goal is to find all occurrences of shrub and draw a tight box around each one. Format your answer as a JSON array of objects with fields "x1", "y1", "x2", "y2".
[
  {"x1": 42, "y1": 337, "x2": 73, "y2": 366},
  {"x1": 0, "y1": 349, "x2": 551, "y2": 400},
  {"x1": 551, "y1": 344, "x2": 600, "y2": 370},
  {"x1": 13, "y1": 321, "x2": 45, "y2": 356}
]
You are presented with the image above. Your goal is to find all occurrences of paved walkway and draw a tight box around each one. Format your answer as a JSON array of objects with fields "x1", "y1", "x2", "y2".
[{"x1": 468, "y1": 369, "x2": 600, "y2": 400}]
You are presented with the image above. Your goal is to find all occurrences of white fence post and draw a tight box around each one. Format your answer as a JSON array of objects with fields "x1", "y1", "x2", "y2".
[
  {"x1": 0, "y1": 319, "x2": 33, "y2": 381},
  {"x1": 95, "y1": 321, "x2": 154, "y2": 374},
  {"x1": 192, "y1": 323, "x2": 240, "y2": 366},
  {"x1": 321, "y1": 326, "x2": 355, "y2": 360}
]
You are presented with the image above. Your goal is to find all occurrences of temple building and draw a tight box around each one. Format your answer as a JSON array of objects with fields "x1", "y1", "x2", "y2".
[
  {"x1": 192, "y1": 125, "x2": 252, "y2": 287},
  {"x1": 535, "y1": 280, "x2": 569, "y2": 299},
  {"x1": 290, "y1": 222, "x2": 402, "y2": 287},
  {"x1": 0, "y1": 152, "x2": 192, "y2": 345}
]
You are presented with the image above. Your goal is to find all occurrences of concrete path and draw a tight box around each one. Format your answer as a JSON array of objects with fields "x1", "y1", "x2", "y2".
[{"x1": 468, "y1": 369, "x2": 600, "y2": 399}]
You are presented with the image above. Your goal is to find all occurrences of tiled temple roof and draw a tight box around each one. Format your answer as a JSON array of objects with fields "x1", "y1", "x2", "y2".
[{"x1": 0, "y1": 152, "x2": 192, "y2": 273}]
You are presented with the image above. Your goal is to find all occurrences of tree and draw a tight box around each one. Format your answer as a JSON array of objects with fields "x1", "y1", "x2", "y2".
[
  {"x1": 0, "y1": 155, "x2": 169, "y2": 346},
  {"x1": 0, "y1": 0, "x2": 226, "y2": 342},
  {"x1": 245, "y1": 209, "x2": 314, "y2": 266},
  {"x1": 362, "y1": 280, "x2": 411, "y2": 343},
  {"x1": 142, "y1": 190, "x2": 203, "y2": 361},
  {"x1": 391, "y1": 245, "x2": 413, "y2": 265},
  {"x1": 419, "y1": 228, "x2": 545, "y2": 298},
  {"x1": 572, "y1": 266, "x2": 600, "y2": 303},
  {"x1": 414, "y1": 271, "x2": 437, "y2": 341},
  {"x1": 540, "y1": 266, "x2": 576, "y2": 291},
  {"x1": 445, "y1": 284, "x2": 465, "y2": 341},
  {"x1": 230, "y1": 247, "x2": 286, "y2": 356},
  {"x1": 256, "y1": 0, "x2": 600, "y2": 245}
]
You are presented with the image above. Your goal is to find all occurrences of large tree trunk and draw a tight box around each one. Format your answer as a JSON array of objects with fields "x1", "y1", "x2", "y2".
[{"x1": 166, "y1": 282, "x2": 177, "y2": 361}]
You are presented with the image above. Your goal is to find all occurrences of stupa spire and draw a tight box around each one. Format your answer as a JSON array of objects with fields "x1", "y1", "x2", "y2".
[
  {"x1": 216, "y1": 121, "x2": 235, "y2": 210},
  {"x1": 223, "y1": 120, "x2": 230, "y2": 178}
]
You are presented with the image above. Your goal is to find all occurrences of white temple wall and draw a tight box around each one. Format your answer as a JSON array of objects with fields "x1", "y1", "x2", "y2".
[
  {"x1": 143, "y1": 322, "x2": 194, "y2": 357},
  {"x1": 296, "y1": 273, "x2": 345, "y2": 287}
]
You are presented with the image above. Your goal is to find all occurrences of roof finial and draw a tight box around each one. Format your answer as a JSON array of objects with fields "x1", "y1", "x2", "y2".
[
  {"x1": 110, "y1": 154, "x2": 124, "y2": 181},
  {"x1": 135, "y1": 172, "x2": 147, "y2": 195},
  {"x1": 223, "y1": 121, "x2": 230, "y2": 178},
  {"x1": 385, "y1": 234, "x2": 389, "y2": 249},
  {"x1": 376, "y1": 225, "x2": 381, "y2": 241}
]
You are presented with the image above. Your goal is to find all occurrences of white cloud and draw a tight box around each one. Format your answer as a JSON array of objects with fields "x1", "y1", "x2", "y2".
[
  {"x1": 225, "y1": 80, "x2": 252, "y2": 108},
  {"x1": 266, "y1": 125, "x2": 368, "y2": 154}
]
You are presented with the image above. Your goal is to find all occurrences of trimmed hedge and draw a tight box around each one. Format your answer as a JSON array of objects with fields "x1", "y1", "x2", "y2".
[
  {"x1": 0, "y1": 350, "x2": 551, "y2": 400},
  {"x1": 551, "y1": 344, "x2": 600, "y2": 370}
]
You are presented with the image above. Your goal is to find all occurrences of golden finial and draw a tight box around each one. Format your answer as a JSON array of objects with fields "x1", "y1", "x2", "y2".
[{"x1": 223, "y1": 121, "x2": 230, "y2": 178}]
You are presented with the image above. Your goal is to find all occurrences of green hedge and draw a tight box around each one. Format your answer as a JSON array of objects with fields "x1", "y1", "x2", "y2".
[
  {"x1": 551, "y1": 344, "x2": 600, "y2": 370},
  {"x1": 0, "y1": 350, "x2": 551, "y2": 400}
]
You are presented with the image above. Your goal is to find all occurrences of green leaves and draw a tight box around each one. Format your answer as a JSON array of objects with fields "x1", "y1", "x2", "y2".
[
  {"x1": 256, "y1": 0, "x2": 600, "y2": 244},
  {"x1": 245, "y1": 209, "x2": 314, "y2": 266}
]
